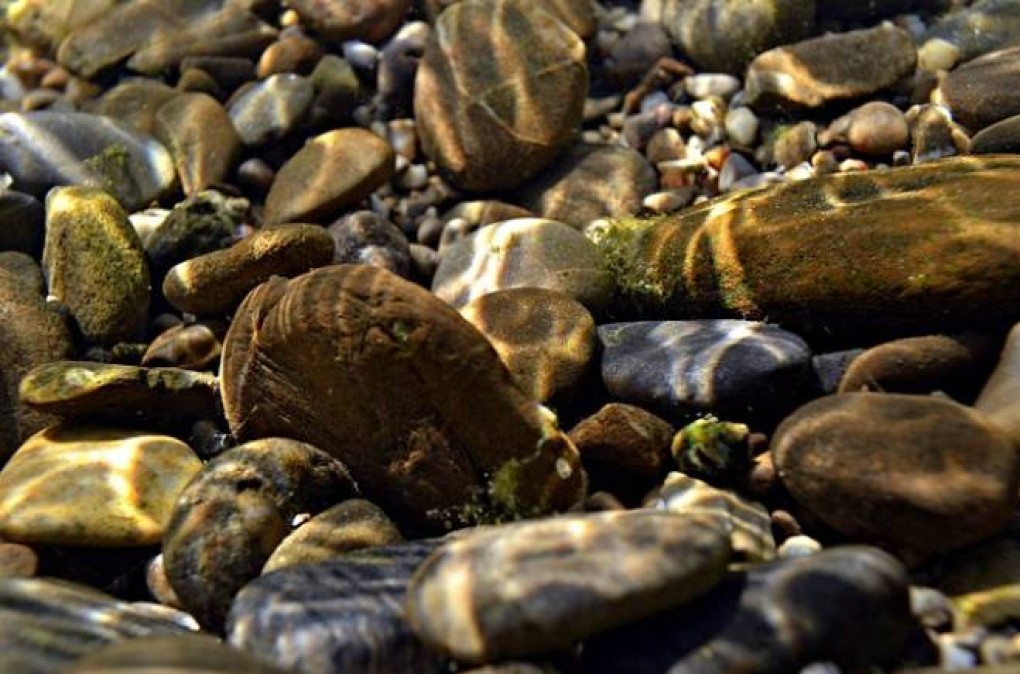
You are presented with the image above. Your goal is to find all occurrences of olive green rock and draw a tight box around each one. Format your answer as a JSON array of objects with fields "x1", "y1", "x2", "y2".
[
  {"x1": 592, "y1": 155, "x2": 1020, "y2": 343},
  {"x1": 43, "y1": 187, "x2": 150, "y2": 345}
]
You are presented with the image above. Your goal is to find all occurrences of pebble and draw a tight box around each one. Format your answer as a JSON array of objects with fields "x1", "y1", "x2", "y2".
[
  {"x1": 432, "y1": 218, "x2": 614, "y2": 315},
  {"x1": 971, "y1": 114, "x2": 1020, "y2": 154},
  {"x1": 820, "y1": 101, "x2": 910, "y2": 157},
  {"x1": 605, "y1": 21, "x2": 673, "y2": 88},
  {"x1": 837, "y1": 331, "x2": 1001, "y2": 400},
  {"x1": 940, "y1": 47, "x2": 1020, "y2": 133},
  {"x1": 511, "y1": 143, "x2": 657, "y2": 229},
  {"x1": 142, "y1": 323, "x2": 222, "y2": 370},
  {"x1": 0, "y1": 111, "x2": 176, "y2": 211},
  {"x1": 597, "y1": 320, "x2": 816, "y2": 426},
  {"x1": 725, "y1": 107, "x2": 760, "y2": 148},
  {"x1": 228, "y1": 74, "x2": 315, "y2": 146},
  {"x1": 154, "y1": 92, "x2": 241, "y2": 196},
  {"x1": 56, "y1": 0, "x2": 277, "y2": 78},
  {"x1": 228, "y1": 539, "x2": 448, "y2": 674},
  {"x1": 660, "y1": 0, "x2": 815, "y2": 75},
  {"x1": 263, "y1": 498, "x2": 404, "y2": 572},
  {"x1": 64, "y1": 633, "x2": 296, "y2": 674},
  {"x1": 377, "y1": 23, "x2": 429, "y2": 117},
  {"x1": 766, "y1": 121, "x2": 817, "y2": 169},
  {"x1": 568, "y1": 403, "x2": 674, "y2": 503},
  {"x1": 328, "y1": 210, "x2": 412, "y2": 277},
  {"x1": 162, "y1": 437, "x2": 359, "y2": 632},
  {"x1": 592, "y1": 155, "x2": 1020, "y2": 343},
  {"x1": 907, "y1": 103, "x2": 969, "y2": 163},
  {"x1": 0, "y1": 577, "x2": 197, "y2": 674},
  {"x1": 459, "y1": 288, "x2": 597, "y2": 403},
  {"x1": 414, "y1": 0, "x2": 587, "y2": 191},
  {"x1": 257, "y1": 31, "x2": 323, "y2": 78},
  {"x1": 290, "y1": 0, "x2": 411, "y2": 43},
  {"x1": 0, "y1": 540, "x2": 38, "y2": 578},
  {"x1": 219, "y1": 265, "x2": 585, "y2": 533},
  {"x1": 405, "y1": 510, "x2": 732, "y2": 663},
  {"x1": 18, "y1": 360, "x2": 218, "y2": 428},
  {"x1": 581, "y1": 546, "x2": 913, "y2": 674},
  {"x1": 651, "y1": 472, "x2": 777, "y2": 564},
  {"x1": 0, "y1": 257, "x2": 74, "y2": 462},
  {"x1": 772, "y1": 392, "x2": 1020, "y2": 564},
  {"x1": 0, "y1": 425, "x2": 201, "y2": 546},
  {"x1": 262, "y1": 128, "x2": 396, "y2": 226},
  {"x1": 923, "y1": 0, "x2": 1020, "y2": 63},
  {"x1": 43, "y1": 186, "x2": 151, "y2": 345},
  {"x1": 163, "y1": 223, "x2": 335, "y2": 316},
  {"x1": 745, "y1": 23, "x2": 917, "y2": 110}
]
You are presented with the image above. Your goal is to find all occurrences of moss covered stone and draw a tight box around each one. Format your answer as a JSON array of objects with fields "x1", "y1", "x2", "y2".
[
  {"x1": 592, "y1": 155, "x2": 1020, "y2": 343},
  {"x1": 42, "y1": 187, "x2": 150, "y2": 345}
]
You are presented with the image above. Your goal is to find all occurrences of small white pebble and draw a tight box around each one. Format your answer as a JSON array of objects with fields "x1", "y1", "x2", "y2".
[
  {"x1": 685, "y1": 73, "x2": 741, "y2": 100},
  {"x1": 777, "y1": 534, "x2": 822, "y2": 558},
  {"x1": 643, "y1": 189, "x2": 695, "y2": 213}
]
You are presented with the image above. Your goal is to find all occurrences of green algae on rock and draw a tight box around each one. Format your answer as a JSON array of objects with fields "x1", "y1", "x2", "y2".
[{"x1": 591, "y1": 154, "x2": 1020, "y2": 343}]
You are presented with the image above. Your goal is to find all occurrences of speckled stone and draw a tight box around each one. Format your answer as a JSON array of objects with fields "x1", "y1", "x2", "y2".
[
  {"x1": 0, "y1": 425, "x2": 201, "y2": 547},
  {"x1": 18, "y1": 361, "x2": 219, "y2": 426},
  {"x1": 263, "y1": 498, "x2": 404, "y2": 572},
  {"x1": 65, "y1": 633, "x2": 296, "y2": 674},
  {"x1": 459, "y1": 288, "x2": 597, "y2": 403},
  {"x1": 262, "y1": 128, "x2": 396, "y2": 226},
  {"x1": 43, "y1": 186, "x2": 150, "y2": 345},
  {"x1": 511, "y1": 143, "x2": 657, "y2": 229},
  {"x1": 745, "y1": 23, "x2": 917, "y2": 111},
  {"x1": 414, "y1": 0, "x2": 588, "y2": 192},
  {"x1": 773, "y1": 393, "x2": 1020, "y2": 563},
  {"x1": 592, "y1": 155, "x2": 1020, "y2": 343},
  {"x1": 228, "y1": 540, "x2": 448, "y2": 674},
  {"x1": 406, "y1": 510, "x2": 732, "y2": 663},
  {"x1": 0, "y1": 111, "x2": 176, "y2": 211},
  {"x1": 163, "y1": 223, "x2": 335, "y2": 316},
  {"x1": 162, "y1": 437, "x2": 359, "y2": 632},
  {"x1": 0, "y1": 577, "x2": 197, "y2": 674},
  {"x1": 432, "y1": 218, "x2": 613, "y2": 315},
  {"x1": 154, "y1": 92, "x2": 241, "y2": 196},
  {"x1": 598, "y1": 320, "x2": 816, "y2": 426},
  {"x1": 219, "y1": 265, "x2": 586, "y2": 533}
]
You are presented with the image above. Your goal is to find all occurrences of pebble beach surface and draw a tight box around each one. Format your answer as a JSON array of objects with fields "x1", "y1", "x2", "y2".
[{"x1": 2, "y1": 0, "x2": 1020, "y2": 672}]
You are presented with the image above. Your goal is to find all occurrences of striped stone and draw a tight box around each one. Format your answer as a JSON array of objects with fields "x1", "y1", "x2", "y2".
[
  {"x1": 405, "y1": 510, "x2": 731, "y2": 663},
  {"x1": 228, "y1": 540, "x2": 447, "y2": 674},
  {"x1": 593, "y1": 155, "x2": 1020, "y2": 343}
]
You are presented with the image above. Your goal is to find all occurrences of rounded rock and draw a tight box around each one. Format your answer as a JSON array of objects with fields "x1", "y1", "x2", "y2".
[
  {"x1": 163, "y1": 223, "x2": 336, "y2": 316},
  {"x1": 414, "y1": 0, "x2": 588, "y2": 192},
  {"x1": 772, "y1": 393, "x2": 1020, "y2": 563},
  {"x1": 940, "y1": 46, "x2": 1020, "y2": 133},
  {"x1": 328, "y1": 210, "x2": 412, "y2": 277},
  {"x1": 154, "y1": 92, "x2": 242, "y2": 196},
  {"x1": 263, "y1": 128, "x2": 396, "y2": 226},
  {"x1": 459, "y1": 287, "x2": 597, "y2": 403},
  {"x1": 0, "y1": 425, "x2": 202, "y2": 547},
  {"x1": 290, "y1": 0, "x2": 412, "y2": 43},
  {"x1": 432, "y1": 218, "x2": 614, "y2": 315}
]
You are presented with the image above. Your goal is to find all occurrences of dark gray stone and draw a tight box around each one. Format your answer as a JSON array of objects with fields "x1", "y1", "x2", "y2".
[
  {"x1": 228, "y1": 74, "x2": 315, "y2": 147},
  {"x1": 329, "y1": 211, "x2": 411, "y2": 278}
]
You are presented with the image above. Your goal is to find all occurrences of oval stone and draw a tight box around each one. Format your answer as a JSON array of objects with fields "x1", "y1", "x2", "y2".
[
  {"x1": 0, "y1": 111, "x2": 175, "y2": 211},
  {"x1": 432, "y1": 218, "x2": 613, "y2": 315},
  {"x1": 772, "y1": 393, "x2": 1020, "y2": 563},
  {"x1": 163, "y1": 223, "x2": 336, "y2": 316},
  {"x1": 43, "y1": 187, "x2": 150, "y2": 345},
  {"x1": 228, "y1": 540, "x2": 447, "y2": 674},
  {"x1": 162, "y1": 437, "x2": 359, "y2": 632},
  {"x1": 0, "y1": 425, "x2": 201, "y2": 547},
  {"x1": 459, "y1": 288, "x2": 597, "y2": 403},
  {"x1": 219, "y1": 265, "x2": 586, "y2": 533},
  {"x1": 941, "y1": 47, "x2": 1020, "y2": 132},
  {"x1": 414, "y1": 0, "x2": 588, "y2": 192},
  {"x1": 154, "y1": 92, "x2": 241, "y2": 196},
  {"x1": 406, "y1": 510, "x2": 732, "y2": 663},
  {"x1": 263, "y1": 128, "x2": 396, "y2": 226}
]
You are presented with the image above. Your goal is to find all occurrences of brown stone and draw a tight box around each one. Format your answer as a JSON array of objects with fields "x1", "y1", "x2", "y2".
[
  {"x1": 154, "y1": 93, "x2": 241, "y2": 196},
  {"x1": 220, "y1": 265, "x2": 586, "y2": 533},
  {"x1": 289, "y1": 0, "x2": 412, "y2": 43},
  {"x1": 941, "y1": 47, "x2": 1020, "y2": 132},
  {"x1": 414, "y1": 0, "x2": 588, "y2": 191},
  {"x1": 772, "y1": 393, "x2": 1020, "y2": 563},
  {"x1": 163, "y1": 223, "x2": 335, "y2": 316}
]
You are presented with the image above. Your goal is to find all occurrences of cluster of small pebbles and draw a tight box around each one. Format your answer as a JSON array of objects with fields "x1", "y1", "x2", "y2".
[{"x1": 2, "y1": 0, "x2": 1020, "y2": 673}]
